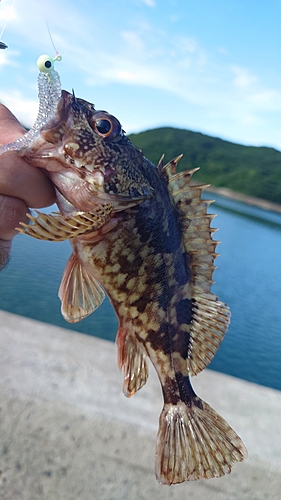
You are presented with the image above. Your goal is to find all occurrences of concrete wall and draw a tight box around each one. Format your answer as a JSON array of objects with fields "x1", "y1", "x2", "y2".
[{"x1": 0, "y1": 310, "x2": 280, "y2": 500}]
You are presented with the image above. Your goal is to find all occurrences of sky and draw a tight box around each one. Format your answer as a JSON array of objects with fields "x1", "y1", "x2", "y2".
[{"x1": 2, "y1": 0, "x2": 281, "y2": 150}]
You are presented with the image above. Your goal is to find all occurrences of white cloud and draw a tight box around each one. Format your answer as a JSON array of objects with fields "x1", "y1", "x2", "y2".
[
  {"x1": 121, "y1": 31, "x2": 146, "y2": 53},
  {"x1": 231, "y1": 66, "x2": 258, "y2": 89},
  {"x1": 140, "y1": 0, "x2": 155, "y2": 6},
  {"x1": 229, "y1": 66, "x2": 281, "y2": 113},
  {"x1": 249, "y1": 89, "x2": 281, "y2": 111},
  {"x1": 0, "y1": 52, "x2": 7, "y2": 66},
  {"x1": 0, "y1": 89, "x2": 38, "y2": 128},
  {"x1": 176, "y1": 36, "x2": 199, "y2": 54},
  {"x1": 2, "y1": 0, "x2": 281, "y2": 148},
  {"x1": 0, "y1": 48, "x2": 21, "y2": 69},
  {"x1": 0, "y1": 0, "x2": 17, "y2": 23},
  {"x1": 43, "y1": 16, "x2": 281, "y2": 147},
  {"x1": 68, "y1": 25, "x2": 208, "y2": 104}
]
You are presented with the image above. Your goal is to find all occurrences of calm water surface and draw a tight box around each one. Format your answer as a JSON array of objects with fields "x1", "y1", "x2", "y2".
[{"x1": 0, "y1": 194, "x2": 280, "y2": 390}]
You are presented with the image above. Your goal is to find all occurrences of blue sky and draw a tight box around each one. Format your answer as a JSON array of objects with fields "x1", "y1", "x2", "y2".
[{"x1": 2, "y1": 0, "x2": 281, "y2": 149}]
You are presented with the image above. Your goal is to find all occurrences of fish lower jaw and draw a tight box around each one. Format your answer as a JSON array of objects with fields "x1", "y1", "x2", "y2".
[
  {"x1": 50, "y1": 176, "x2": 117, "y2": 216},
  {"x1": 55, "y1": 188, "x2": 78, "y2": 215}
]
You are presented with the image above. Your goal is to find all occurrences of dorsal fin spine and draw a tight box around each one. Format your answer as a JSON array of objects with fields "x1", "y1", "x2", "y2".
[
  {"x1": 160, "y1": 154, "x2": 184, "y2": 178},
  {"x1": 161, "y1": 156, "x2": 231, "y2": 376},
  {"x1": 157, "y1": 154, "x2": 165, "y2": 172}
]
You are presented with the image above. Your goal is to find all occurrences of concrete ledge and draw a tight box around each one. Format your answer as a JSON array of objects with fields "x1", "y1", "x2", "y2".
[{"x1": 0, "y1": 310, "x2": 280, "y2": 499}]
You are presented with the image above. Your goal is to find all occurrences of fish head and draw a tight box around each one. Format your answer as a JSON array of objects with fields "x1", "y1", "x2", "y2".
[{"x1": 21, "y1": 90, "x2": 153, "y2": 212}]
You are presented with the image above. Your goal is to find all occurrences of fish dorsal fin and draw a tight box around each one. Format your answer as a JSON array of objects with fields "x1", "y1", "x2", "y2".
[
  {"x1": 157, "y1": 154, "x2": 165, "y2": 172},
  {"x1": 161, "y1": 157, "x2": 230, "y2": 376},
  {"x1": 158, "y1": 154, "x2": 183, "y2": 180},
  {"x1": 59, "y1": 251, "x2": 105, "y2": 323}
]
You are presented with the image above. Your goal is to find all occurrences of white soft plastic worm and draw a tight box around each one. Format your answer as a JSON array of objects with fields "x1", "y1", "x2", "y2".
[{"x1": 0, "y1": 54, "x2": 62, "y2": 154}]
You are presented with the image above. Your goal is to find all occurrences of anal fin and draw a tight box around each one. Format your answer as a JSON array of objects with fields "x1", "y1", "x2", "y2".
[
  {"x1": 59, "y1": 251, "x2": 105, "y2": 323},
  {"x1": 117, "y1": 326, "x2": 149, "y2": 397}
]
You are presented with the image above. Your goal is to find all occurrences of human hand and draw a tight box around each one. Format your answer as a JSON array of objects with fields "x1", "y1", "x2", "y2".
[{"x1": 0, "y1": 104, "x2": 56, "y2": 269}]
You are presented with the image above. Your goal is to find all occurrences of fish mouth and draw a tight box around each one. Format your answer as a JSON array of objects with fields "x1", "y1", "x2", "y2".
[
  {"x1": 50, "y1": 170, "x2": 150, "y2": 216},
  {"x1": 23, "y1": 144, "x2": 151, "y2": 213},
  {"x1": 21, "y1": 136, "x2": 152, "y2": 213},
  {"x1": 20, "y1": 137, "x2": 66, "y2": 170}
]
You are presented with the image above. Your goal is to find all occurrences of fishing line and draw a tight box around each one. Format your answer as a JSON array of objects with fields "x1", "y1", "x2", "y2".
[
  {"x1": 43, "y1": 0, "x2": 60, "y2": 57},
  {"x1": 0, "y1": 0, "x2": 61, "y2": 56},
  {"x1": 0, "y1": 0, "x2": 16, "y2": 48}
]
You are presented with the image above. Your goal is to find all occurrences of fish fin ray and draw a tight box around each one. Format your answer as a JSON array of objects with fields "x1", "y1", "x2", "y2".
[
  {"x1": 17, "y1": 205, "x2": 113, "y2": 241},
  {"x1": 161, "y1": 158, "x2": 219, "y2": 296},
  {"x1": 171, "y1": 177, "x2": 219, "y2": 296},
  {"x1": 158, "y1": 155, "x2": 183, "y2": 181},
  {"x1": 161, "y1": 158, "x2": 230, "y2": 372},
  {"x1": 188, "y1": 293, "x2": 230, "y2": 375},
  {"x1": 116, "y1": 326, "x2": 149, "y2": 397},
  {"x1": 157, "y1": 154, "x2": 165, "y2": 172},
  {"x1": 59, "y1": 251, "x2": 105, "y2": 323},
  {"x1": 155, "y1": 400, "x2": 247, "y2": 485}
]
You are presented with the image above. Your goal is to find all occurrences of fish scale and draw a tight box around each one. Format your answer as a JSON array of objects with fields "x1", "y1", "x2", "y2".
[{"x1": 9, "y1": 89, "x2": 247, "y2": 485}]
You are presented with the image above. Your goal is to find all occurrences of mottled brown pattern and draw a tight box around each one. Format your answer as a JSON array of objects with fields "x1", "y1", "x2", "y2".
[{"x1": 20, "y1": 90, "x2": 247, "y2": 484}]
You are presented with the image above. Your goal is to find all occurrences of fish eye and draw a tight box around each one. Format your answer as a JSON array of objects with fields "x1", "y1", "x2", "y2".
[
  {"x1": 95, "y1": 119, "x2": 112, "y2": 135},
  {"x1": 91, "y1": 112, "x2": 123, "y2": 141}
]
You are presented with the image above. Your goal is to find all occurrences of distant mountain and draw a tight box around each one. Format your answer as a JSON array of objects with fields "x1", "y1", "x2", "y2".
[{"x1": 128, "y1": 127, "x2": 281, "y2": 205}]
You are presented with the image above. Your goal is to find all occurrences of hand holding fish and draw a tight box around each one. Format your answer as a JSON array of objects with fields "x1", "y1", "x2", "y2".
[{"x1": 0, "y1": 104, "x2": 55, "y2": 269}]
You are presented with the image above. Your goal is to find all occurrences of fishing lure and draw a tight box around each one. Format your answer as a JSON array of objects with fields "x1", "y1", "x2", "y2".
[
  {"x1": 0, "y1": 0, "x2": 62, "y2": 153},
  {"x1": 0, "y1": 53, "x2": 62, "y2": 154}
]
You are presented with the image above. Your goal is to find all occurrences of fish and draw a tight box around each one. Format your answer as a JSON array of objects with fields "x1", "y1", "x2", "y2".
[{"x1": 17, "y1": 90, "x2": 247, "y2": 485}]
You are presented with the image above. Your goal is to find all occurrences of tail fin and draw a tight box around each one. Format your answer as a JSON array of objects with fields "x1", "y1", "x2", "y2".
[{"x1": 155, "y1": 399, "x2": 247, "y2": 485}]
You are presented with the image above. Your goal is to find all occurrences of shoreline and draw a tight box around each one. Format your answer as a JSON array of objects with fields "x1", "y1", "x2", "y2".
[{"x1": 205, "y1": 185, "x2": 281, "y2": 214}]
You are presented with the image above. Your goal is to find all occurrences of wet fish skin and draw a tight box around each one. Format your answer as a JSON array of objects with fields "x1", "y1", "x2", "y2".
[{"x1": 19, "y1": 90, "x2": 247, "y2": 484}]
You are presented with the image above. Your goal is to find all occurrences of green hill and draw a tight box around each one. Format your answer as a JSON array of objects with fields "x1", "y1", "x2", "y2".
[{"x1": 128, "y1": 127, "x2": 281, "y2": 204}]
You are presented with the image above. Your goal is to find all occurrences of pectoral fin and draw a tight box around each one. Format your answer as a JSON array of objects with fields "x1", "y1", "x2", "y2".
[
  {"x1": 59, "y1": 251, "x2": 105, "y2": 323},
  {"x1": 17, "y1": 204, "x2": 113, "y2": 241}
]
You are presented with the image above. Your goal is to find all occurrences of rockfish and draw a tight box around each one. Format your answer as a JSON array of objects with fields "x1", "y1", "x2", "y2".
[{"x1": 18, "y1": 90, "x2": 247, "y2": 484}]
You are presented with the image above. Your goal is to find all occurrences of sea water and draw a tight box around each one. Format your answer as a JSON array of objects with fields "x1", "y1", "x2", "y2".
[{"x1": 0, "y1": 194, "x2": 280, "y2": 391}]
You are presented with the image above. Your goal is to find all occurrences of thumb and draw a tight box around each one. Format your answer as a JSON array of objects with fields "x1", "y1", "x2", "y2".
[{"x1": 0, "y1": 104, "x2": 26, "y2": 144}]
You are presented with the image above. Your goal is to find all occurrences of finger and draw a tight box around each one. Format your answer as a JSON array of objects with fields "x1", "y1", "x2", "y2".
[
  {"x1": 0, "y1": 104, "x2": 26, "y2": 143},
  {"x1": 0, "y1": 239, "x2": 12, "y2": 271},
  {"x1": 0, "y1": 151, "x2": 56, "y2": 208},
  {"x1": 0, "y1": 195, "x2": 29, "y2": 241}
]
